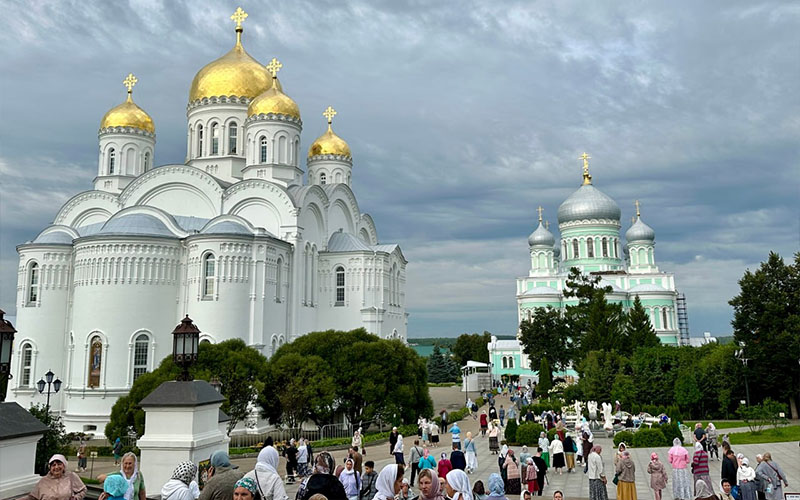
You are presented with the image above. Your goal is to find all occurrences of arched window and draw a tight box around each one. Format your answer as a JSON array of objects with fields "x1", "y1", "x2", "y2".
[
  {"x1": 587, "y1": 237, "x2": 594, "y2": 258},
  {"x1": 275, "y1": 257, "x2": 283, "y2": 302},
  {"x1": 20, "y1": 342, "x2": 33, "y2": 386},
  {"x1": 228, "y1": 122, "x2": 238, "y2": 154},
  {"x1": 572, "y1": 239, "x2": 579, "y2": 259},
  {"x1": 335, "y1": 266, "x2": 345, "y2": 306},
  {"x1": 260, "y1": 136, "x2": 268, "y2": 163},
  {"x1": 662, "y1": 308, "x2": 669, "y2": 329},
  {"x1": 133, "y1": 334, "x2": 149, "y2": 381},
  {"x1": 210, "y1": 122, "x2": 219, "y2": 155},
  {"x1": 108, "y1": 148, "x2": 116, "y2": 174},
  {"x1": 602, "y1": 237, "x2": 609, "y2": 257},
  {"x1": 88, "y1": 335, "x2": 102, "y2": 388},
  {"x1": 203, "y1": 253, "x2": 215, "y2": 298},
  {"x1": 143, "y1": 151, "x2": 150, "y2": 171},
  {"x1": 502, "y1": 357, "x2": 508, "y2": 369},
  {"x1": 197, "y1": 125, "x2": 204, "y2": 157},
  {"x1": 320, "y1": 172, "x2": 327, "y2": 185},
  {"x1": 28, "y1": 262, "x2": 40, "y2": 304}
]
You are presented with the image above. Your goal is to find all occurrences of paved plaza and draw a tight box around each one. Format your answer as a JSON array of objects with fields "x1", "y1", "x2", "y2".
[{"x1": 80, "y1": 389, "x2": 799, "y2": 499}]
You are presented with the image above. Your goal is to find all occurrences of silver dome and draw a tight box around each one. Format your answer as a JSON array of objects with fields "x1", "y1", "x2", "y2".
[
  {"x1": 626, "y1": 218, "x2": 655, "y2": 243},
  {"x1": 99, "y1": 214, "x2": 177, "y2": 237},
  {"x1": 528, "y1": 222, "x2": 555, "y2": 247},
  {"x1": 557, "y1": 184, "x2": 621, "y2": 224}
]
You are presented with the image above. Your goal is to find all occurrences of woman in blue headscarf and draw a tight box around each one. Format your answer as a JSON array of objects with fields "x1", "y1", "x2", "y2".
[{"x1": 486, "y1": 473, "x2": 509, "y2": 500}]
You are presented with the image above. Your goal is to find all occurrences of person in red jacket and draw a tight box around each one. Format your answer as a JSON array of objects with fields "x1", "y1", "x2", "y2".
[{"x1": 437, "y1": 453, "x2": 453, "y2": 480}]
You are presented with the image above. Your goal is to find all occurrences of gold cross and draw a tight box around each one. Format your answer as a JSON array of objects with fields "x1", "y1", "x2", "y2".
[
  {"x1": 579, "y1": 152, "x2": 592, "y2": 185},
  {"x1": 635, "y1": 199, "x2": 641, "y2": 218},
  {"x1": 545, "y1": 221, "x2": 550, "y2": 230},
  {"x1": 230, "y1": 7, "x2": 248, "y2": 29},
  {"x1": 537, "y1": 206, "x2": 544, "y2": 222},
  {"x1": 123, "y1": 73, "x2": 138, "y2": 94},
  {"x1": 266, "y1": 58, "x2": 282, "y2": 78},
  {"x1": 323, "y1": 106, "x2": 337, "y2": 124}
]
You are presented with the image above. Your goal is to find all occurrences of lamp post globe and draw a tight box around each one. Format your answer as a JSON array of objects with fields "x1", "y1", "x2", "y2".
[
  {"x1": 172, "y1": 315, "x2": 201, "y2": 381},
  {"x1": 37, "y1": 378, "x2": 45, "y2": 394},
  {"x1": 0, "y1": 309, "x2": 17, "y2": 402},
  {"x1": 37, "y1": 369, "x2": 61, "y2": 409}
]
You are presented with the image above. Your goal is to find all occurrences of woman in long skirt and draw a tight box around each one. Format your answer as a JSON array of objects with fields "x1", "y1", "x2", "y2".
[
  {"x1": 647, "y1": 453, "x2": 668, "y2": 500},
  {"x1": 488, "y1": 424, "x2": 500, "y2": 454},
  {"x1": 538, "y1": 432, "x2": 550, "y2": 468},
  {"x1": 737, "y1": 458, "x2": 758, "y2": 500},
  {"x1": 549, "y1": 437, "x2": 565, "y2": 474},
  {"x1": 668, "y1": 438, "x2": 692, "y2": 500},
  {"x1": 464, "y1": 432, "x2": 478, "y2": 474},
  {"x1": 692, "y1": 442, "x2": 713, "y2": 494}
]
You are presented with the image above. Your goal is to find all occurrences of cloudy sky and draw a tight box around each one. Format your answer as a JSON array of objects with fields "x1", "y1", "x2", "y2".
[{"x1": 0, "y1": 0, "x2": 797, "y2": 338}]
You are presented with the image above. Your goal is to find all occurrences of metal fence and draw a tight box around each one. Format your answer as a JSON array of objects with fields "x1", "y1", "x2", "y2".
[{"x1": 229, "y1": 419, "x2": 384, "y2": 449}]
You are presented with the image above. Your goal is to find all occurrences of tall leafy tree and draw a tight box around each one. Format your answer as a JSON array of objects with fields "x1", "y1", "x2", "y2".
[
  {"x1": 519, "y1": 307, "x2": 573, "y2": 382},
  {"x1": 626, "y1": 295, "x2": 660, "y2": 350},
  {"x1": 452, "y1": 332, "x2": 492, "y2": 366},
  {"x1": 262, "y1": 353, "x2": 336, "y2": 427},
  {"x1": 537, "y1": 357, "x2": 553, "y2": 395},
  {"x1": 730, "y1": 252, "x2": 800, "y2": 417},
  {"x1": 428, "y1": 345, "x2": 459, "y2": 383},
  {"x1": 564, "y1": 267, "x2": 626, "y2": 355},
  {"x1": 577, "y1": 350, "x2": 628, "y2": 402}
]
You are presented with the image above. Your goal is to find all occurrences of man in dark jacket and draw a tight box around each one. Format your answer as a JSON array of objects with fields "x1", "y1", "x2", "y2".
[
  {"x1": 284, "y1": 440, "x2": 298, "y2": 483},
  {"x1": 450, "y1": 444, "x2": 466, "y2": 471},
  {"x1": 199, "y1": 451, "x2": 243, "y2": 500},
  {"x1": 360, "y1": 461, "x2": 378, "y2": 500},
  {"x1": 389, "y1": 427, "x2": 399, "y2": 456},
  {"x1": 721, "y1": 449, "x2": 738, "y2": 485}
]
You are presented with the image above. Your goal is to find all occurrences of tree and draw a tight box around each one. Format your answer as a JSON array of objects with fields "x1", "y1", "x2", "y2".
[
  {"x1": 428, "y1": 345, "x2": 459, "y2": 383},
  {"x1": 452, "y1": 332, "x2": 492, "y2": 366},
  {"x1": 519, "y1": 307, "x2": 574, "y2": 381},
  {"x1": 29, "y1": 403, "x2": 70, "y2": 475},
  {"x1": 537, "y1": 357, "x2": 553, "y2": 395},
  {"x1": 626, "y1": 296, "x2": 660, "y2": 350},
  {"x1": 262, "y1": 353, "x2": 335, "y2": 427},
  {"x1": 105, "y1": 339, "x2": 268, "y2": 438},
  {"x1": 674, "y1": 370, "x2": 702, "y2": 412},
  {"x1": 730, "y1": 252, "x2": 800, "y2": 418},
  {"x1": 577, "y1": 350, "x2": 628, "y2": 402},
  {"x1": 564, "y1": 268, "x2": 627, "y2": 355}
]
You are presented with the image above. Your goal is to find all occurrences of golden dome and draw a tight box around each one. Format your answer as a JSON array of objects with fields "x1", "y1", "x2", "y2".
[
  {"x1": 309, "y1": 126, "x2": 351, "y2": 158},
  {"x1": 247, "y1": 79, "x2": 301, "y2": 120},
  {"x1": 188, "y1": 35, "x2": 279, "y2": 102},
  {"x1": 100, "y1": 74, "x2": 155, "y2": 133}
]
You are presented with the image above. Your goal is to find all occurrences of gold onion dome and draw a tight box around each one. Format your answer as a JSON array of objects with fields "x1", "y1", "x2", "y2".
[
  {"x1": 188, "y1": 7, "x2": 279, "y2": 102},
  {"x1": 247, "y1": 58, "x2": 301, "y2": 119},
  {"x1": 309, "y1": 106, "x2": 351, "y2": 158},
  {"x1": 100, "y1": 73, "x2": 155, "y2": 133}
]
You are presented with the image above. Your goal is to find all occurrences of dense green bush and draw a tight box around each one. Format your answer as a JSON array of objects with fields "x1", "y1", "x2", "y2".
[
  {"x1": 665, "y1": 405, "x2": 685, "y2": 423},
  {"x1": 613, "y1": 430, "x2": 635, "y2": 447},
  {"x1": 516, "y1": 423, "x2": 545, "y2": 446},
  {"x1": 546, "y1": 428, "x2": 558, "y2": 441},
  {"x1": 659, "y1": 422, "x2": 683, "y2": 445},
  {"x1": 505, "y1": 420, "x2": 518, "y2": 443},
  {"x1": 631, "y1": 428, "x2": 667, "y2": 448}
]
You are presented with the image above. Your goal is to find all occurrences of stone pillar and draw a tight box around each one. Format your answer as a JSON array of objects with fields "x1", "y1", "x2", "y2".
[
  {"x1": 0, "y1": 402, "x2": 48, "y2": 498},
  {"x1": 137, "y1": 381, "x2": 227, "y2": 492}
]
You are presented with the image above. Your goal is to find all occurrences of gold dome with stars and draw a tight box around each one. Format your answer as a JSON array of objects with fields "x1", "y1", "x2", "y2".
[
  {"x1": 308, "y1": 106, "x2": 351, "y2": 158},
  {"x1": 188, "y1": 8, "x2": 280, "y2": 103},
  {"x1": 247, "y1": 58, "x2": 301, "y2": 120},
  {"x1": 100, "y1": 73, "x2": 155, "y2": 134}
]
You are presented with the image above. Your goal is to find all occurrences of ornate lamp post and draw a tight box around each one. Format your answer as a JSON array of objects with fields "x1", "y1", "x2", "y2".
[
  {"x1": 172, "y1": 315, "x2": 200, "y2": 381},
  {"x1": 735, "y1": 342, "x2": 751, "y2": 406},
  {"x1": 0, "y1": 309, "x2": 17, "y2": 402},
  {"x1": 37, "y1": 370, "x2": 62, "y2": 410}
]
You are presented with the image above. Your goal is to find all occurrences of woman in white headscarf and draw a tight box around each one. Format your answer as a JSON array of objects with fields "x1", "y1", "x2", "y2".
[
  {"x1": 373, "y1": 464, "x2": 404, "y2": 500},
  {"x1": 736, "y1": 457, "x2": 757, "y2": 500},
  {"x1": 394, "y1": 434, "x2": 406, "y2": 465},
  {"x1": 244, "y1": 446, "x2": 288, "y2": 500},
  {"x1": 445, "y1": 469, "x2": 473, "y2": 500}
]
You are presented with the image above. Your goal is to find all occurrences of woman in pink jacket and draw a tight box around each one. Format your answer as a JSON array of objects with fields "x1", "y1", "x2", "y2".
[{"x1": 668, "y1": 438, "x2": 692, "y2": 500}]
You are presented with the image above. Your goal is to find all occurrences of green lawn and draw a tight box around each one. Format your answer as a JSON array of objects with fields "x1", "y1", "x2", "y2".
[
  {"x1": 728, "y1": 425, "x2": 800, "y2": 444},
  {"x1": 698, "y1": 420, "x2": 746, "y2": 429}
]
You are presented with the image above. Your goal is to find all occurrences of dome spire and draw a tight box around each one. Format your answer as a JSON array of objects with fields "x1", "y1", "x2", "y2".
[
  {"x1": 230, "y1": 7, "x2": 248, "y2": 46},
  {"x1": 537, "y1": 205, "x2": 544, "y2": 223},
  {"x1": 580, "y1": 152, "x2": 592, "y2": 185},
  {"x1": 122, "y1": 73, "x2": 138, "y2": 103},
  {"x1": 323, "y1": 105, "x2": 337, "y2": 132},
  {"x1": 635, "y1": 199, "x2": 641, "y2": 218}
]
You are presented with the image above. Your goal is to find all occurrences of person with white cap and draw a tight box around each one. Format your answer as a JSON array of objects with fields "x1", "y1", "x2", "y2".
[{"x1": 22, "y1": 454, "x2": 87, "y2": 500}]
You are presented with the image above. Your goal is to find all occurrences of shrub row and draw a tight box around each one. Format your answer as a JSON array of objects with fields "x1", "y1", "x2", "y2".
[{"x1": 612, "y1": 423, "x2": 683, "y2": 448}]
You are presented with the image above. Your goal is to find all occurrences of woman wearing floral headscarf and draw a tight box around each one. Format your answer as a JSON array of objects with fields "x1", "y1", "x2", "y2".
[
  {"x1": 373, "y1": 464, "x2": 404, "y2": 500},
  {"x1": 295, "y1": 451, "x2": 346, "y2": 500},
  {"x1": 23, "y1": 454, "x2": 86, "y2": 500},
  {"x1": 232, "y1": 477, "x2": 259, "y2": 500},
  {"x1": 503, "y1": 450, "x2": 521, "y2": 495},
  {"x1": 161, "y1": 461, "x2": 197, "y2": 500},
  {"x1": 647, "y1": 452, "x2": 668, "y2": 500},
  {"x1": 243, "y1": 446, "x2": 287, "y2": 500},
  {"x1": 445, "y1": 469, "x2": 472, "y2": 500}
]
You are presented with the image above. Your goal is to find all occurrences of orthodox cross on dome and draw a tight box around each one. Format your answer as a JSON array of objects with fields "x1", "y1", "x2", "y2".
[
  {"x1": 266, "y1": 58, "x2": 283, "y2": 78},
  {"x1": 123, "y1": 73, "x2": 138, "y2": 94},
  {"x1": 230, "y1": 7, "x2": 248, "y2": 44},
  {"x1": 323, "y1": 106, "x2": 337, "y2": 124},
  {"x1": 537, "y1": 205, "x2": 544, "y2": 223},
  {"x1": 545, "y1": 221, "x2": 550, "y2": 230},
  {"x1": 635, "y1": 199, "x2": 641, "y2": 218},
  {"x1": 579, "y1": 152, "x2": 592, "y2": 185}
]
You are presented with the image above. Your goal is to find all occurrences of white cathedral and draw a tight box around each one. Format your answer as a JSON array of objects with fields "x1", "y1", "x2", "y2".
[{"x1": 9, "y1": 9, "x2": 408, "y2": 436}]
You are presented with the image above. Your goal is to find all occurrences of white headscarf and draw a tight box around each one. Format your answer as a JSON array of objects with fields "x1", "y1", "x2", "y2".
[
  {"x1": 120, "y1": 452, "x2": 139, "y2": 500},
  {"x1": 500, "y1": 444, "x2": 509, "y2": 458},
  {"x1": 446, "y1": 469, "x2": 473, "y2": 500},
  {"x1": 374, "y1": 464, "x2": 400, "y2": 500},
  {"x1": 255, "y1": 446, "x2": 279, "y2": 475}
]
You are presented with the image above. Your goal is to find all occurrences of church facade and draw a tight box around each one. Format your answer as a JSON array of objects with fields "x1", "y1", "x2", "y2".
[
  {"x1": 489, "y1": 156, "x2": 688, "y2": 382},
  {"x1": 9, "y1": 9, "x2": 407, "y2": 436}
]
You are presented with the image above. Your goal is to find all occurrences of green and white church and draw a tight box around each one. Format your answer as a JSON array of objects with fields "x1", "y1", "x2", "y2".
[{"x1": 489, "y1": 155, "x2": 689, "y2": 382}]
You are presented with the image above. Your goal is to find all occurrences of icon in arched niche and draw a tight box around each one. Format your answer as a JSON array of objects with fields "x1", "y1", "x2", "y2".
[{"x1": 88, "y1": 336, "x2": 102, "y2": 388}]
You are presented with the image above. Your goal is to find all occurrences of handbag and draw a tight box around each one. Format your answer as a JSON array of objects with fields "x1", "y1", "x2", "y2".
[{"x1": 612, "y1": 473, "x2": 619, "y2": 485}]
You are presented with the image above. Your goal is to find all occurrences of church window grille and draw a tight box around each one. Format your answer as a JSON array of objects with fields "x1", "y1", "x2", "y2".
[
  {"x1": 28, "y1": 262, "x2": 40, "y2": 304},
  {"x1": 572, "y1": 239, "x2": 579, "y2": 259},
  {"x1": 228, "y1": 123, "x2": 238, "y2": 154},
  {"x1": 144, "y1": 152, "x2": 150, "y2": 171},
  {"x1": 197, "y1": 125, "x2": 204, "y2": 157},
  {"x1": 260, "y1": 136, "x2": 268, "y2": 163},
  {"x1": 587, "y1": 237, "x2": 594, "y2": 258},
  {"x1": 88, "y1": 336, "x2": 102, "y2": 388},
  {"x1": 20, "y1": 342, "x2": 33, "y2": 386},
  {"x1": 275, "y1": 258, "x2": 283, "y2": 302},
  {"x1": 203, "y1": 253, "x2": 216, "y2": 298},
  {"x1": 335, "y1": 266, "x2": 345, "y2": 306},
  {"x1": 108, "y1": 148, "x2": 116, "y2": 174},
  {"x1": 320, "y1": 173, "x2": 327, "y2": 185},
  {"x1": 662, "y1": 308, "x2": 669, "y2": 330},
  {"x1": 210, "y1": 122, "x2": 220, "y2": 155},
  {"x1": 133, "y1": 334, "x2": 149, "y2": 381},
  {"x1": 602, "y1": 238, "x2": 608, "y2": 257},
  {"x1": 509, "y1": 356, "x2": 514, "y2": 368},
  {"x1": 502, "y1": 357, "x2": 507, "y2": 369}
]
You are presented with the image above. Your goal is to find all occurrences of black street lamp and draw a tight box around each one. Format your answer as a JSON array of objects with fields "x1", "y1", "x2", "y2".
[
  {"x1": 735, "y1": 342, "x2": 751, "y2": 406},
  {"x1": 172, "y1": 315, "x2": 200, "y2": 381},
  {"x1": 37, "y1": 369, "x2": 62, "y2": 409},
  {"x1": 0, "y1": 309, "x2": 17, "y2": 402}
]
